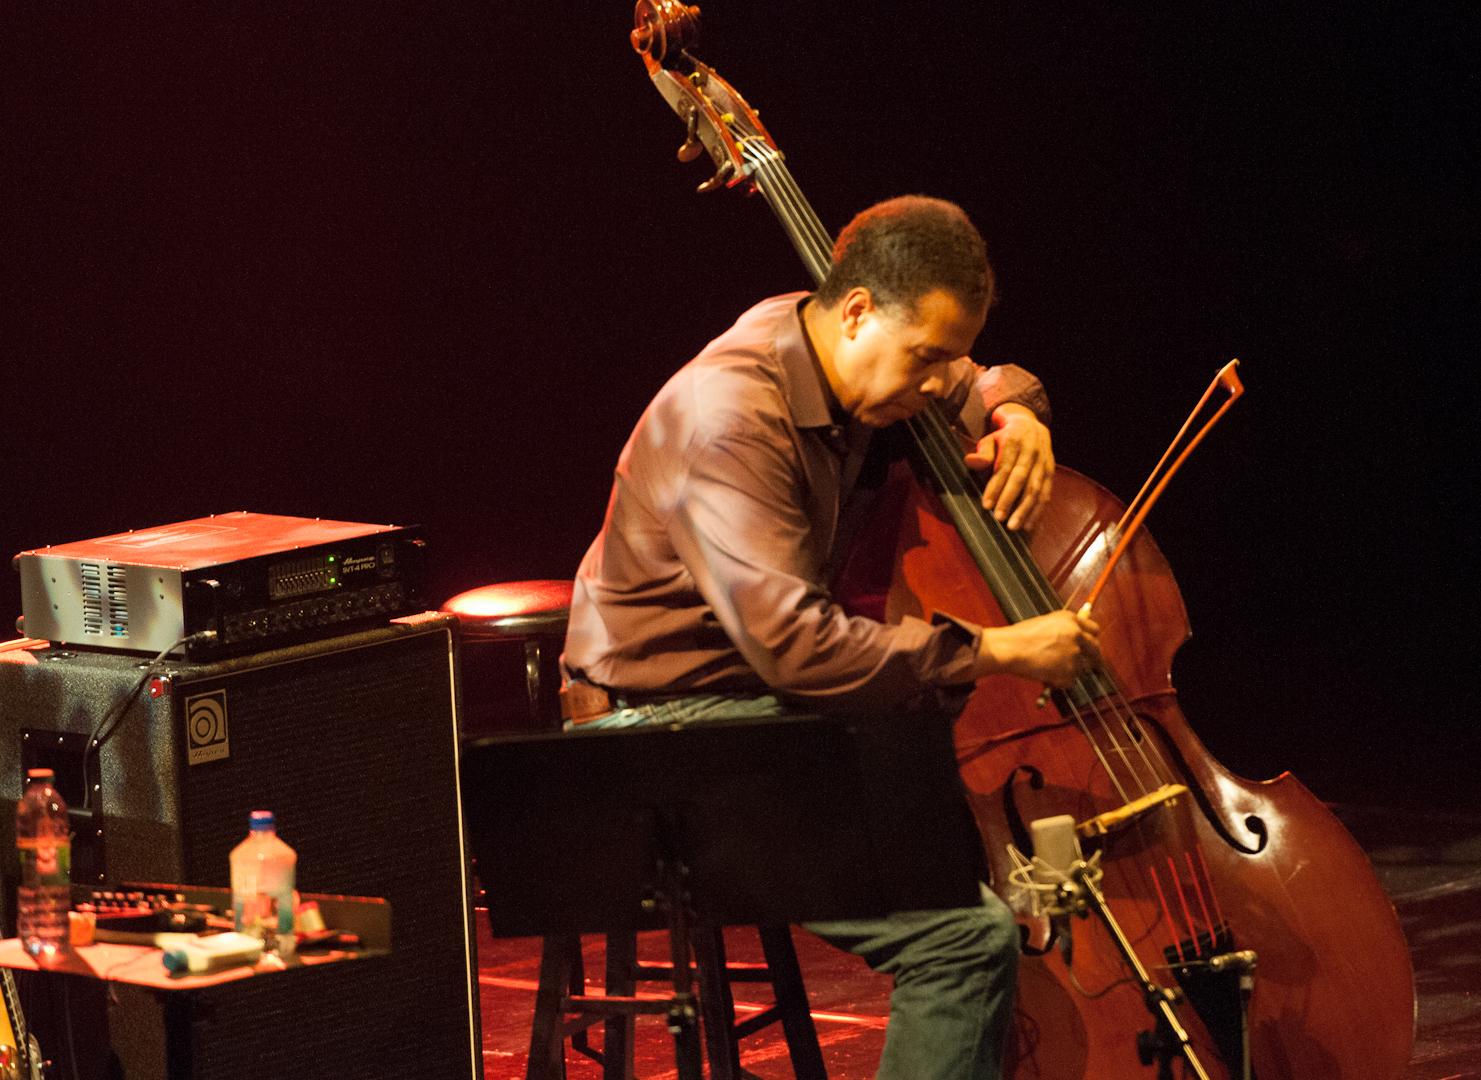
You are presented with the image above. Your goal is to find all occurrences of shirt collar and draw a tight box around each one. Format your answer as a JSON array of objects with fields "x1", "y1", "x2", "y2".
[{"x1": 777, "y1": 295, "x2": 847, "y2": 431}]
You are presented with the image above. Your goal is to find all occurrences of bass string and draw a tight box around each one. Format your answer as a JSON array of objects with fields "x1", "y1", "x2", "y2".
[
  {"x1": 910, "y1": 403, "x2": 1176, "y2": 803},
  {"x1": 905, "y1": 407, "x2": 1145, "y2": 799},
  {"x1": 745, "y1": 146, "x2": 831, "y2": 286},
  {"x1": 918, "y1": 412, "x2": 1236, "y2": 956},
  {"x1": 749, "y1": 147, "x2": 1223, "y2": 933},
  {"x1": 1072, "y1": 695, "x2": 1231, "y2": 955},
  {"x1": 910, "y1": 411, "x2": 1210, "y2": 870},
  {"x1": 745, "y1": 144, "x2": 834, "y2": 270},
  {"x1": 1070, "y1": 690, "x2": 1229, "y2": 955}
]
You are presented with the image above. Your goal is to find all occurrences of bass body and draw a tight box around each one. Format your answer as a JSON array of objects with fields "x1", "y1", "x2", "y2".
[{"x1": 868, "y1": 458, "x2": 1414, "y2": 1078}]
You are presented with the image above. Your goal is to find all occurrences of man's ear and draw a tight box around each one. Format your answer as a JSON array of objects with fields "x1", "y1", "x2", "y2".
[{"x1": 839, "y1": 287, "x2": 875, "y2": 340}]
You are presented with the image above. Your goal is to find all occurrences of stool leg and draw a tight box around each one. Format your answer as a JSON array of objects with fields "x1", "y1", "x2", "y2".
[
  {"x1": 667, "y1": 916, "x2": 705, "y2": 1080},
  {"x1": 602, "y1": 932, "x2": 637, "y2": 1080},
  {"x1": 692, "y1": 925, "x2": 741, "y2": 1080},
  {"x1": 759, "y1": 925, "x2": 828, "y2": 1080},
  {"x1": 527, "y1": 934, "x2": 576, "y2": 1080},
  {"x1": 569, "y1": 938, "x2": 595, "y2": 1060}
]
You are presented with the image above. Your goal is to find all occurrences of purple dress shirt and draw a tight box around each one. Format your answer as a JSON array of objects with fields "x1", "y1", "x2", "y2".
[{"x1": 562, "y1": 293, "x2": 1050, "y2": 708}]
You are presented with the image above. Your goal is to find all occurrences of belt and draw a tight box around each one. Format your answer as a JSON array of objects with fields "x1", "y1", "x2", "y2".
[{"x1": 558, "y1": 682, "x2": 615, "y2": 724}]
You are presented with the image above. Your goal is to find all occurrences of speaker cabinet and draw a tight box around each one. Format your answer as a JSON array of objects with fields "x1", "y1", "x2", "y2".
[{"x1": 0, "y1": 617, "x2": 481, "y2": 1079}]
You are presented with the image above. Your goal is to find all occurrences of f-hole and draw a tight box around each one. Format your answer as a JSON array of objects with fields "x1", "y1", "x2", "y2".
[{"x1": 1002, "y1": 764, "x2": 1046, "y2": 858}]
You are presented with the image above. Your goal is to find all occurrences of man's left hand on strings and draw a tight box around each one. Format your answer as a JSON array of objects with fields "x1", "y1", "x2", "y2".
[{"x1": 966, "y1": 402, "x2": 1055, "y2": 531}]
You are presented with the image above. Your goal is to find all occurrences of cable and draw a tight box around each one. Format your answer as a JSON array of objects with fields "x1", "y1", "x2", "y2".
[
  {"x1": 80, "y1": 631, "x2": 216, "y2": 812},
  {"x1": 1069, "y1": 968, "x2": 1139, "y2": 1000}
]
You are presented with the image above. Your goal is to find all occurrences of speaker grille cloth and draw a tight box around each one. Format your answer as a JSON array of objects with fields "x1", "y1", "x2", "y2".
[{"x1": 176, "y1": 629, "x2": 476, "y2": 1079}]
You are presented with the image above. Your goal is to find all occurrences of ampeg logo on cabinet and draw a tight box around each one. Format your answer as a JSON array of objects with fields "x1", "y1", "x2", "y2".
[{"x1": 186, "y1": 689, "x2": 230, "y2": 764}]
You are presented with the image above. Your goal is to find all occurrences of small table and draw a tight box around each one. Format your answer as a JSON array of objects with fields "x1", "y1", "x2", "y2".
[{"x1": 0, "y1": 886, "x2": 389, "y2": 1080}]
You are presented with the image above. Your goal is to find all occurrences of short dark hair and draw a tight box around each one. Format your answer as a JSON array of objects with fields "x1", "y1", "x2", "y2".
[{"x1": 816, "y1": 196, "x2": 995, "y2": 316}]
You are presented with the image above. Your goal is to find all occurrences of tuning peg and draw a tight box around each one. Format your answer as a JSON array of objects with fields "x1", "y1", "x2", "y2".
[
  {"x1": 677, "y1": 107, "x2": 704, "y2": 163},
  {"x1": 696, "y1": 159, "x2": 734, "y2": 194}
]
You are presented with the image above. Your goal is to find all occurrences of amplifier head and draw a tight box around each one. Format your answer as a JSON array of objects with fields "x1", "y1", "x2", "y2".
[{"x1": 15, "y1": 513, "x2": 427, "y2": 658}]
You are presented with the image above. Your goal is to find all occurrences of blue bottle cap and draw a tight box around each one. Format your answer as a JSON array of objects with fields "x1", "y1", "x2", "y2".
[{"x1": 249, "y1": 810, "x2": 275, "y2": 831}]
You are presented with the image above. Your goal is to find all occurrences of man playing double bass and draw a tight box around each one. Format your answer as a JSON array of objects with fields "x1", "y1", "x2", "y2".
[{"x1": 561, "y1": 195, "x2": 1101, "y2": 1079}]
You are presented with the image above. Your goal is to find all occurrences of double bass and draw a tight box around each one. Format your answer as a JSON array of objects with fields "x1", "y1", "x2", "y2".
[{"x1": 628, "y1": 4, "x2": 1415, "y2": 1078}]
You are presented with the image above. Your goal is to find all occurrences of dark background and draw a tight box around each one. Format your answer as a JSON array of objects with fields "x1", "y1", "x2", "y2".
[{"x1": 2, "y1": 3, "x2": 1473, "y2": 808}]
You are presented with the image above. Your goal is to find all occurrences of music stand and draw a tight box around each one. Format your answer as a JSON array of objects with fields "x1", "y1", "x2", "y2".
[{"x1": 460, "y1": 710, "x2": 986, "y2": 1077}]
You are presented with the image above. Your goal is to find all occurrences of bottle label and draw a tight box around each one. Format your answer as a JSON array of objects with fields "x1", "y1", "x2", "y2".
[
  {"x1": 17, "y1": 840, "x2": 71, "y2": 882},
  {"x1": 236, "y1": 893, "x2": 278, "y2": 935},
  {"x1": 234, "y1": 890, "x2": 295, "y2": 952}
]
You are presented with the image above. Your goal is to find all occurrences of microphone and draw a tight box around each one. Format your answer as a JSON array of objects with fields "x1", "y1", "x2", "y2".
[
  {"x1": 1030, "y1": 815, "x2": 1080, "y2": 887},
  {"x1": 1030, "y1": 816, "x2": 1083, "y2": 965},
  {"x1": 1005, "y1": 813, "x2": 1104, "y2": 967}
]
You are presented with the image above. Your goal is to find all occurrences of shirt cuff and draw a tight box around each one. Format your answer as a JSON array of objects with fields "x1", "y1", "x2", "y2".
[{"x1": 957, "y1": 363, "x2": 1052, "y2": 438}]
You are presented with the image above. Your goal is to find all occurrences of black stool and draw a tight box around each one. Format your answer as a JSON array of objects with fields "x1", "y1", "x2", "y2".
[
  {"x1": 442, "y1": 580, "x2": 572, "y2": 735},
  {"x1": 528, "y1": 926, "x2": 826, "y2": 1080}
]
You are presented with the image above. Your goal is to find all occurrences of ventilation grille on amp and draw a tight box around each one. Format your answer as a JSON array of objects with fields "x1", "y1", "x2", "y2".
[{"x1": 79, "y1": 562, "x2": 129, "y2": 637}]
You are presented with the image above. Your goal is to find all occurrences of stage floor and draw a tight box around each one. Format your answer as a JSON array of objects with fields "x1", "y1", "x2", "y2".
[{"x1": 475, "y1": 804, "x2": 1481, "y2": 1079}]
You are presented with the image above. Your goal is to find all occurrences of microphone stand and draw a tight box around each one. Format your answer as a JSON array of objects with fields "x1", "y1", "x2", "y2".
[
  {"x1": 1070, "y1": 862, "x2": 1215, "y2": 1080},
  {"x1": 1013, "y1": 841, "x2": 1258, "y2": 1080}
]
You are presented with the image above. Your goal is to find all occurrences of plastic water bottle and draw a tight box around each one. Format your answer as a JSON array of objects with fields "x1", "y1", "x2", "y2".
[
  {"x1": 16, "y1": 767, "x2": 71, "y2": 958},
  {"x1": 230, "y1": 811, "x2": 297, "y2": 958}
]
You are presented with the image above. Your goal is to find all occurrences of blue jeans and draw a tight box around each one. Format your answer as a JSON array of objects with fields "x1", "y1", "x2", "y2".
[{"x1": 570, "y1": 693, "x2": 1019, "y2": 1080}]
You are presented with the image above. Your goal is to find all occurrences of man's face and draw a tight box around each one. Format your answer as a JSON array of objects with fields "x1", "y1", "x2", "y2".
[{"x1": 832, "y1": 287, "x2": 987, "y2": 427}]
